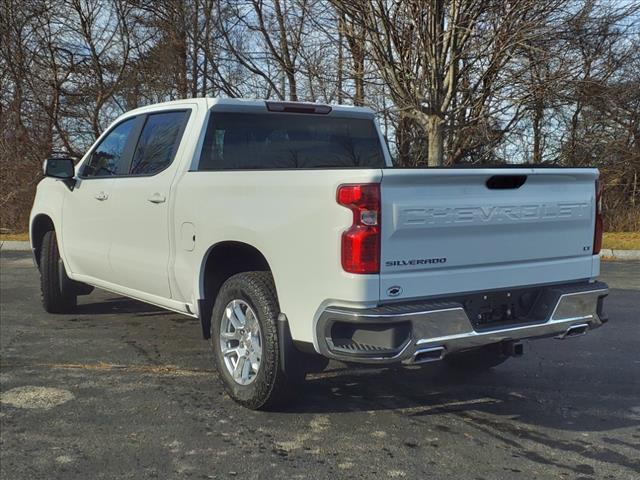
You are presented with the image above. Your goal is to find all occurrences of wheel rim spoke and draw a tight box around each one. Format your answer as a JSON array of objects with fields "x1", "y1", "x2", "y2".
[
  {"x1": 252, "y1": 337, "x2": 262, "y2": 357},
  {"x1": 221, "y1": 330, "x2": 241, "y2": 341},
  {"x1": 248, "y1": 351, "x2": 260, "y2": 371},
  {"x1": 233, "y1": 354, "x2": 248, "y2": 381},
  {"x1": 245, "y1": 309, "x2": 258, "y2": 333},
  {"x1": 232, "y1": 302, "x2": 246, "y2": 326},
  {"x1": 219, "y1": 299, "x2": 262, "y2": 386},
  {"x1": 226, "y1": 303, "x2": 244, "y2": 330},
  {"x1": 243, "y1": 355, "x2": 253, "y2": 381},
  {"x1": 222, "y1": 346, "x2": 240, "y2": 357}
]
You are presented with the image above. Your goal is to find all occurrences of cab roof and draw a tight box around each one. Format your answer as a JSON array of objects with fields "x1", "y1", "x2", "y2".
[{"x1": 125, "y1": 97, "x2": 376, "y2": 118}]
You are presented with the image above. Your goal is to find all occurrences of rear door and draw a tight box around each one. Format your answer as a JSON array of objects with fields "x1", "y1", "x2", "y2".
[
  {"x1": 106, "y1": 109, "x2": 192, "y2": 298},
  {"x1": 379, "y1": 168, "x2": 598, "y2": 301}
]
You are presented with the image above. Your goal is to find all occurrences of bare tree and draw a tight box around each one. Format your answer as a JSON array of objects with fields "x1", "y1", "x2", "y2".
[
  {"x1": 337, "y1": 9, "x2": 365, "y2": 105},
  {"x1": 218, "y1": 0, "x2": 311, "y2": 100},
  {"x1": 1, "y1": 0, "x2": 638, "y2": 232},
  {"x1": 333, "y1": 0, "x2": 572, "y2": 166}
]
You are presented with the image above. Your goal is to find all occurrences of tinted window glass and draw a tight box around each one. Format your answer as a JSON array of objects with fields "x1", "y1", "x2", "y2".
[
  {"x1": 83, "y1": 118, "x2": 136, "y2": 177},
  {"x1": 198, "y1": 113, "x2": 385, "y2": 170},
  {"x1": 130, "y1": 111, "x2": 187, "y2": 175}
]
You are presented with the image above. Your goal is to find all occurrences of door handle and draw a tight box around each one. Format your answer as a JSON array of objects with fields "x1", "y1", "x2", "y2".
[
  {"x1": 147, "y1": 193, "x2": 166, "y2": 204},
  {"x1": 94, "y1": 191, "x2": 109, "y2": 201}
]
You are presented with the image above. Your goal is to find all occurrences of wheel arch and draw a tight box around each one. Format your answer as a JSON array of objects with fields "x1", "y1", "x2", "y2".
[
  {"x1": 197, "y1": 241, "x2": 274, "y2": 339},
  {"x1": 30, "y1": 214, "x2": 55, "y2": 269}
]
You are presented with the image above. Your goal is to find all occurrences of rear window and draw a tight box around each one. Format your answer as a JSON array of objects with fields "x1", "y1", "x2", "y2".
[
  {"x1": 130, "y1": 111, "x2": 188, "y2": 176},
  {"x1": 198, "y1": 112, "x2": 385, "y2": 170}
]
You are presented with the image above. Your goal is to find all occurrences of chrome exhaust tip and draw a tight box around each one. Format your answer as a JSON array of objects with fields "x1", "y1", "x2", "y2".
[
  {"x1": 411, "y1": 346, "x2": 445, "y2": 364},
  {"x1": 557, "y1": 323, "x2": 589, "y2": 339}
]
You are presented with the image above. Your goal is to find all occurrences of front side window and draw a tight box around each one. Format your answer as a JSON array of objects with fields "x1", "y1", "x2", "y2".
[
  {"x1": 198, "y1": 113, "x2": 385, "y2": 170},
  {"x1": 130, "y1": 111, "x2": 188, "y2": 175},
  {"x1": 82, "y1": 118, "x2": 137, "y2": 177}
]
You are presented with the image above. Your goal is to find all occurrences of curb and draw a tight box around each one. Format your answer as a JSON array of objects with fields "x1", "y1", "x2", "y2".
[
  {"x1": 1, "y1": 239, "x2": 639, "y2": 259},
  {"x1": 599, "y1": 249, "x2": 640, "y2": 260},
  {"x1": 0, "y1": 241, "x2": 31, "y2": 252}
]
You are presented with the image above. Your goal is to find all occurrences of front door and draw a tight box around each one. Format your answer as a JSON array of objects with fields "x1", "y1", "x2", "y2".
[{"x1": 62, "y1": 117, "x2": 140, "y2": 281}]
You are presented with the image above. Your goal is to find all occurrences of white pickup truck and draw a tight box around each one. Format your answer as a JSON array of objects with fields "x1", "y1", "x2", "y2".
[{"x1": 31, "y1": 98, "x2": 609, "y2": 409}]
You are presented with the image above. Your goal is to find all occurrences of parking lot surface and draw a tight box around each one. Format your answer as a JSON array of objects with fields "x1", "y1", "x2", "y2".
[{"x1": 1, "y1": 251, "x2": 639, "y2": 479}]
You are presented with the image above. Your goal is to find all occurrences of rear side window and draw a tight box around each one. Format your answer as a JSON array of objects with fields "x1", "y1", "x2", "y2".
[
  {"x1": 198, "y1": 113, "x2": 385, "y2": 170},
  {"x1": 82, "y1": 118, "x2": 137, "y2": 177},
  {"x1": 130, "y1": 111, "x2": 189, "y2": 175}
]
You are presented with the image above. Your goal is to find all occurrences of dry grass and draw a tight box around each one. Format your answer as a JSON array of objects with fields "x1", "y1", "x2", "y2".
[
  {"x1": 0, "y1": 232, "x2": 29, "y2": 241},
  {"x1": 603, "y1": 232, "x2": 640, "y2": 250},
  {"x1": 2, "y1": 231, "x2": 639, "y2": 249}
]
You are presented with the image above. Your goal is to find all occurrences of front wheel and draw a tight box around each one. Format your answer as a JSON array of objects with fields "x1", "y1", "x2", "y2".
[
  {"x1": 40, "y1": 230, "x2": 77, "y2": 313},
  {"x1": 211, "y1": 271, "x2": 292, "y2": 410}
]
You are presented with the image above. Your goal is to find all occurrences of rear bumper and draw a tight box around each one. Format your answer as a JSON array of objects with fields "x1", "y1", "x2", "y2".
[{"x1": 316, "y1": 281, "x2": 608, "y2": 365}]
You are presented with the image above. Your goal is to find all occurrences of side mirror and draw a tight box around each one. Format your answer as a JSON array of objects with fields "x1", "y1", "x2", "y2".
[{"x1": 43, "y1": 157, "x2": 76, "y2": 190}]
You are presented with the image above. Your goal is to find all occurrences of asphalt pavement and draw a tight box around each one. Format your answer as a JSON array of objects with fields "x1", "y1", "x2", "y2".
[{"x1": 1, "y1": 251, "x2": 639, "y2": 479}]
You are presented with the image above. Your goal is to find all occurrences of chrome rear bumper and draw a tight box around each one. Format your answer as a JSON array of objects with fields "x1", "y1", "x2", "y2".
[{"x1": 316, "y1": 281, "x2": 608, "y2": 365}]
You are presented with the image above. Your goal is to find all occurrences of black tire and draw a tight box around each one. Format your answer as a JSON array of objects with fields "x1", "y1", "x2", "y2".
[
  {"x1": 443, "y1": 343, "x2": 510, "y2": 373},
  {"x1": 211, "y1": 271, "x2": 292, "y2": 410},
  {"x1": 40, "y1": 230, "x2": 77, "y2": 313}
]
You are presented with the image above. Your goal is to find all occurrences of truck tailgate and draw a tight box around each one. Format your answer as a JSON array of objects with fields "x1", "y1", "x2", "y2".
[{"x1": 379, "y1": 168, "x2": 598, "y2": 301}]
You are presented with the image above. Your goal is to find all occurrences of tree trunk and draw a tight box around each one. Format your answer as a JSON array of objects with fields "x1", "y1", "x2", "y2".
[
  {"x1": 337, "y1": 16, "x2": 344, "y2": 103},
  {"x1": 396, "y1": 114, "x2": 411, "y2": 166},
  {"x1": 427, "y1": 115, "x2": 444, "y2": 167},
  {"x1": 273, "y1": 0, "x2": 297, "y2": 101},
  {"x1": 532, "y1": 101, "x2": 543, "y2": 163},
  {"x1": 191, "y1": 0, "x2": 200, "y2": 98},
  {"x1": 287, "y1": 70, "x2": 298, "y2": 101},
  {"x1": 353, "y1": 50, "x2": 364, "y2": 106},
  {"x1": 174, "y1": 0, "x2": 188, "y2": 98}
]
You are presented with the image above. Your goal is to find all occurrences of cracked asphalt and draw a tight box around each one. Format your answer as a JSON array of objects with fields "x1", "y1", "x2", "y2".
[{"x1": 1, "y1": 251, "x2": 639, "y2": 479}]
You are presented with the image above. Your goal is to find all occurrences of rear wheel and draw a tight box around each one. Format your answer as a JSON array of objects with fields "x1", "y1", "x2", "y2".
[
  {"x1": 443, "y1": 343, "x2": 510, "y2": 373},
  {"x1": 40, "y1": 230, "x2": 77, "y2": 313},
  {"x1": 211, "y1": 271, "x2": 292, "y2": 410}
]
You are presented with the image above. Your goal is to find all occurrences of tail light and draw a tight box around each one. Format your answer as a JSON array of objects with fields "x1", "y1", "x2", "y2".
[
  {"x1": 337, "y1": 184, "x2": 381, "y2": 274},
  {"x1": 593, "y1": 180, "x2": 603, "y2": 254}
]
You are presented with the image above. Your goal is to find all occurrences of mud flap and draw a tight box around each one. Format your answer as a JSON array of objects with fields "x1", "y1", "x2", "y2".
[
  {"x1": 277, "y1": 313, "x2": 298, "y2": 376},
  {"x1": 198, "y1": 298, "x2": 213, "y2": 339},
  {"x1": 278, "y1": 313, "x2": 329, "y2": 378}
]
